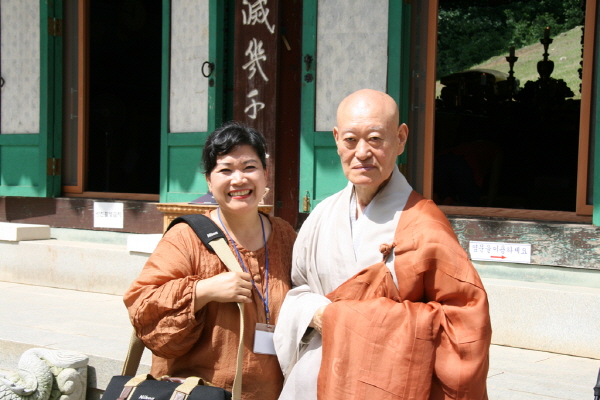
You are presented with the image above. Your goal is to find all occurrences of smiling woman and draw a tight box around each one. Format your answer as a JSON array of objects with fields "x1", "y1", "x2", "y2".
[
  {"x1": 203, "y1": 124, "x2": 271, "y2": 251},
  {"x1": 204, "y1": 125, "x2": 268, "y2": 226},
  {"x1": 124, "y1": 121, "x2": 297, "y2": 400}
]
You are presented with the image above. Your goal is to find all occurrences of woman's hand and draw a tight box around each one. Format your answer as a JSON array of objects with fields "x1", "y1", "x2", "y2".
[{"x1": 194, "y1": 271, "x2": 253, "y2": 312}]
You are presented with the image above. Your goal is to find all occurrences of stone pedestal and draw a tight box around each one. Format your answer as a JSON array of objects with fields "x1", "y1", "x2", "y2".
[{"x1": 0, "y1": 348, "x2": 89, "y2": 400}]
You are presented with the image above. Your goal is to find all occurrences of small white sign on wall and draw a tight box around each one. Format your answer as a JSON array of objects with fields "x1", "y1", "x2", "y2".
[
  {"x1": 469, "y1": 241, "x2": 531, "y2": 264},
  {"x1": 94, "y1": 202, "x2": 124, "y2": 229}
]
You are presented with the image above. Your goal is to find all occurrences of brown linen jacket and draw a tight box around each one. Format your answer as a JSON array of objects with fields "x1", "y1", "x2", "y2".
[{"x1": 124, "y1": 214, "x2": 296, "y2": 400}]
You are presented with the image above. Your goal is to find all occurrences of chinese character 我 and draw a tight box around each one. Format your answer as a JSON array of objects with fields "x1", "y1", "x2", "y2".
[{"x1": 243, "y1": 38, "x2": 269, "y2": 82}]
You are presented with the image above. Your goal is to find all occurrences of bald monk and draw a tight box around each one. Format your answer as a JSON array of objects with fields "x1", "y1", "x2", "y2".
[{"x1": 273, "y1": 89, "x2": 491, "y2": 399}]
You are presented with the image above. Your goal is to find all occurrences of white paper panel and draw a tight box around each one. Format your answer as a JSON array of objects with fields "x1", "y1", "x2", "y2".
[
  {"x1": 1, "y1": 0, "x2": 40, "y2": 134},
  {"x1": 169, "y1": 0, "x2": 209, "y2": 133},
  {"x1": 316, "y1": 0, "x2": 389, "y2": 132}
]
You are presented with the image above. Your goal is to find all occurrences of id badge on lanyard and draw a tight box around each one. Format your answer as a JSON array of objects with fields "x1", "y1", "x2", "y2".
[
  {"x1": 218, "y1": 210, "x2": 276, "y2": 355},
  {"x1": 253, "y1": 323, "x2": 276, "y2": 355}
]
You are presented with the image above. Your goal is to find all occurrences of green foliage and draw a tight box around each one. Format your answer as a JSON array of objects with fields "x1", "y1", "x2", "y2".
[{"x1": 437, "y1": 0, "x2": 584, "y2": 78}]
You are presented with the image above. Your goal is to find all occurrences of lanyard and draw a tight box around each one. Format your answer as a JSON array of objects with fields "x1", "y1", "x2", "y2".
[{"x1": 217, "y1": 208, "x2": 271, "y2": 325}]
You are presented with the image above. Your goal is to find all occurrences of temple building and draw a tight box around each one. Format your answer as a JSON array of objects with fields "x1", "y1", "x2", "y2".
[{"x1": 1, "y1": 0, "x2": 599, "y2": 361}]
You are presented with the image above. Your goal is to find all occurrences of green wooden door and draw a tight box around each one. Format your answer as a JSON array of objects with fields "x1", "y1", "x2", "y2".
[
  {"x1": 160, "y1": 0, "x2": 228, "y2": 203},
  {"x1": 298, "y1": 0, "x2": 411, "y2": 211},
  {"x1": 0, "y1": 0, "x2": 62, "y2": 197}
]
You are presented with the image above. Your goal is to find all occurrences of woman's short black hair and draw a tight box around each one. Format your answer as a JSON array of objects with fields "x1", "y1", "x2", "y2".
[{"x1": 202, "y1": 121, "x2": 268, "y2": 176}]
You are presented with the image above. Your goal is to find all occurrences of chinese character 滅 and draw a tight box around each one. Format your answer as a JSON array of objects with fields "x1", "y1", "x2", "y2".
[{"x1": 242, "y1": 0, "x2": 275, "y2": 34}]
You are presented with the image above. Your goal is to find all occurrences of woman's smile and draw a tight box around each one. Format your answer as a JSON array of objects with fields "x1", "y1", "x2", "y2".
[{"x1": 229, "y1": 189, "x2": 252, "y2": 198}]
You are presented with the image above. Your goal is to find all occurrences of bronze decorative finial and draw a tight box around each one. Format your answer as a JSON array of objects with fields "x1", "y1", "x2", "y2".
[
  {"x1": 538, "y1": 27, "x2": 554, "y2": 81},
  {"x1": 505, "y1": 46, "x2": 519, "y2": 99}
]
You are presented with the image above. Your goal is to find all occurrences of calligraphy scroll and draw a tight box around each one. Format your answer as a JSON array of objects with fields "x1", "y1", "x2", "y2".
[{"x1": 233, "y1": 0, "x2": 279, "y2": 206}]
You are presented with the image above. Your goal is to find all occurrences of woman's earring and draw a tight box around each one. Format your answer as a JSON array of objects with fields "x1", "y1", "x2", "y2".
[{"x1": 260, "y1": 187, "x2": 270, "y2": 205}]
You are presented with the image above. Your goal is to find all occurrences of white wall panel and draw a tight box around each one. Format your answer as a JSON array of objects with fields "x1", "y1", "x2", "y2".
[
  {"x1": 1, "y1": 0, "x2": 40, "y2": 134},
  {"x1": 169, "y1": 0, "x2": 209, "y2": 133},
  {"x1": 315, "y1": 0, "x2": 388, "y2": 132}
]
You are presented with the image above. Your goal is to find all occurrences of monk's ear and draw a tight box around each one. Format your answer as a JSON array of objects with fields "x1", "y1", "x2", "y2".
[
  {"x1": 333, "y1": 127, "x2": 342, "y2": 156},
  {"x1": 397, "y1": 123, "x2": 409, "y2": 155}
]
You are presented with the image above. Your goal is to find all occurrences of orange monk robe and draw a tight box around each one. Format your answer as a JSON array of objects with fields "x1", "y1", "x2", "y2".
[{"x1": 319, "y1": 192, "x2": 491, "y2": 400}]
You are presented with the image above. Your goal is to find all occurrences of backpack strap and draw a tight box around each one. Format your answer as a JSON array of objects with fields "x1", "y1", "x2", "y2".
[
  {"x1": 167, "y1": 215, "x2": 225, "y2": 253},
  {"x1": 167, "y1": 214, "x2": 244, "y2": 400},
  {"x1": 166, "y1": 215, "x2": 243, "y2": 274}
]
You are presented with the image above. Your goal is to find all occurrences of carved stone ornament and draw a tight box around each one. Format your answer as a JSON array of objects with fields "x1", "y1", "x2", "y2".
[{"x1": 0, "y1": 348, "x2": 88, "y2": 400}]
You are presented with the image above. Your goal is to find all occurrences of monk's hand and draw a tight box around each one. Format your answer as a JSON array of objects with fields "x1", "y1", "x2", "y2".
[
  {"x1": 309, "y1": 305, "x2": 327, "y2": 334},
  {"x1": 194, "y1": 272, "x2": 253, "y2": 311}
]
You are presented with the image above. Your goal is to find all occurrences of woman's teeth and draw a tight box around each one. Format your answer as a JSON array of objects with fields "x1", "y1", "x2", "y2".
[{"x1": 229, "y1": 190, "x2": 251, "y2": 197}]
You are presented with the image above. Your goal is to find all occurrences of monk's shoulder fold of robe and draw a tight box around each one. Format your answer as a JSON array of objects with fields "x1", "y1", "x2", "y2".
[{"x1": 318, "y1": 191, "x2": 492, "y2": 400}]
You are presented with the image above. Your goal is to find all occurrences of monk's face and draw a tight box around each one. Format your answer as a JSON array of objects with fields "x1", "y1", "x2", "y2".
[{"x1": 333, "y1": 89, "x2": 408, "y2": 191}]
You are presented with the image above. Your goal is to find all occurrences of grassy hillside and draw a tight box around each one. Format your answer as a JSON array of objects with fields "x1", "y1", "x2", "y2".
[{"x1": 436, "y1": 25, "x2": 584, "y2": 99}]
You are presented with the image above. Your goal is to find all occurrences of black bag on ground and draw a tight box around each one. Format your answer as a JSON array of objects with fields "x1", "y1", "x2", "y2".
[{"x1": 102, "y1": 375, "x2": 231, "y2": 400}]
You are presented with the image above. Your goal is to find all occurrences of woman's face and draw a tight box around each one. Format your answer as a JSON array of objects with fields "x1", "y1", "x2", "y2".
[{"x1": 207, "y1": 144, "x2": 267, "y2": 215}]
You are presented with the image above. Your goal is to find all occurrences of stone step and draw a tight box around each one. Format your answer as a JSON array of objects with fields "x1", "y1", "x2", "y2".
[
  {"x1": 483, "y1": 277, "x2": 600, "y2": 359},
  {"x1": 2, "y1": 225, "x2": 600, "y2": 399},
  {"x1": 0, "y1": 226, "x2": 157, "y2": 399},
  {"x1": 2, "y1": 281, "x2": 600, "y2": 400},
  {"x1": 0, "y1": 281, "x2": 151, "y2": 400},
  {"x1": 0, "y1": 227, "x2": 159, "y2": 296},
  {"x1": 0, "y1": 222, "x2": 51, "y2": 241}
]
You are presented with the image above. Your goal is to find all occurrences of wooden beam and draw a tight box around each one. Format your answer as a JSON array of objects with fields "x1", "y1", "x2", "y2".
[
  {"x1": 576, "y1": 0, "x2": 597, "y2": 215},
  {"x1": 422, "y1": 0, "x2": 438, "y2": 199}
]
